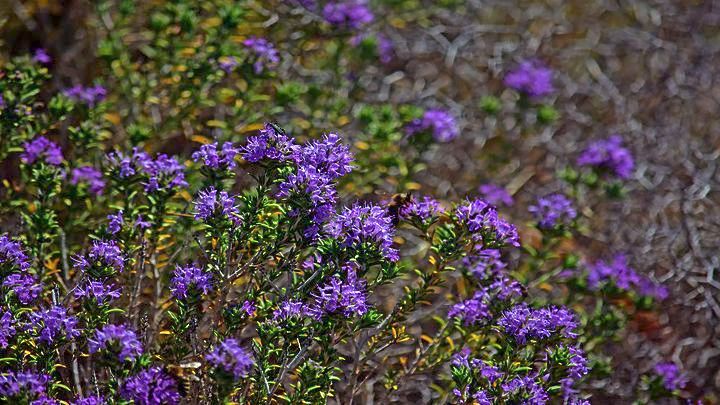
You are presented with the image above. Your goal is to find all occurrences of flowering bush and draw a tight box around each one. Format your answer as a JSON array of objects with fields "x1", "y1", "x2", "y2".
[{"x1": 0, "y1": 1, "x2": 692, "y2": 404}]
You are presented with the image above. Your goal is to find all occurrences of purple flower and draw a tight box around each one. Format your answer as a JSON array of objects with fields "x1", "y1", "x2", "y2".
[
  {"x1": 273, "y1": 300, "x2": 308, "y2": 321},
  {"x1": 142, "y1": 154, "x2": 187, "y2": 193},
  {"x1": 0, "y1": 370, "x2": 50, "y2": 396},
  {"x1": 206, "y1": 338, "x2": 254, "y2": 381},
  {"x1": 241, "y1": 123, "x2": 295, "y2": 163},
  {"x1": 192, "y1": 142, "x2": 240, "y2": 170},
  {"x1": 498, "y1": 304, "x2": 578, "y2": 345},
  {"x1": 504, "y1": 60, "x2": 554, "y2": 97},
  {"x1": 72, "y1": 395, "x2": 106, "y2": 405},
  {"x1": 107, "y1": 210, "x2": 124, "y2": 234},
  {"x1": 654, "y1": 362, "x2": 687, "y2": 391},
  {"x1": 120, "y1": 367, "x2": 180, "y2": 405},
  {"x1": 107, "y1": 148, "x2": 151, "y2": 178},
  {"x1": 529, "y1": 194, "x2": 577, "y2": 229},
  {"x1": 278, "y1": 133, "x2": 354, "y2": 237},
  {"x1": 479, "y1": 363, "x2": 504, "y2": 383},
  {"x1": 74, "y1": 281, "x2": 121, "y2": 304},
  {"x1": 89, "y1": 324, "x2": 143, "y2": 362},
  {"x1": 0, "y1": 311, "x2": 16, "y2": 348},
  {"x1": 398, "y1": 195, "x2": 442, "y2": 223},
  {"x1": 478, "y1": 183, "x2": 514, "y2": 206},
  {"x1": 218, "y1": 56, "x2": 239, "y2": 73},
  {"x1": 63, "y1": 85, "x2": 107, "y2": 106},
  {"x1": 21, "y1": 136, "x2": 63, "y2": 166},
  {"x1": 0, "y1": 234, "x2": 31, "y2": 271},
  {"x1": 73, "y1": 240, "x2": 125, "y2": 275},
  {"x1": 241, "y1": 300, "x2": 256, "y2": 316},
  {"x1": 33, "y1": 49, "x2": 51, "y2": 65},
  {"x1": 326, "y1": 202, "x2": 398, "y2": 261},
  {"x1": 70, "y1": 166, "x2": 106, "y2": 195},
  {"x1": 28, "y1": 305, "x2": 79, "y2": 345},
  {"x1": 473, "y1": 391, "x2": 493, "y2": 405},
  {"x1": 448, "y1": 290, "x2": 491, "y2": 326},
  {"x1": 502, "y1": 375, "x2": 549, "y2": 405},
  {"x1": 577, "y1": 135, "x2": 634, "y2": 179},
  {"x1": 242, "y1": 36, "x2": 280, "y2": 74},
  {"x1": 587, "y1": 254, "x2": 666, "y2": 299},
  {"x1": 455, "y1": 199, "x2": 520, "y2": 248},
  {"x1": 3, "y1": 273, "x2": 42, "y2": 304},
  {"x1": 465, "y1": 249, "x2": 507, "y2": 279},
  {"x1": 309, "y1": 263, "x2": 368, "y2": 318},
  {"x1": 193, "y1": 187, "x2": 239, "y2": 223},
  {"x1": 322, "y1": 0, "x2": 374, "y2": 29},
  {"x1": 135, "y1": 215, "x2": 152, "y2": 229},
  {"x1": 170, "y1": 264, "x2": 213, "y2": 300},
  {"x1": 489, "y1": 275, "x2": 523, "y2": 301},
  {"x1": 406, "y1": 109, "x2": 459, "y2": 142}
]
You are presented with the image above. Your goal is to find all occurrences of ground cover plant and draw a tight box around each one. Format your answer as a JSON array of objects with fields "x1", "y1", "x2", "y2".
[{"x1": 0, "y1": 0, "x2": 706, "y2": 404}]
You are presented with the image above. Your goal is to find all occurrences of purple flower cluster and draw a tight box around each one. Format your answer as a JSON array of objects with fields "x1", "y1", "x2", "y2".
[
  {"x1": 206, "y1": 338, "x2": 255, "y2": 381},
  {"x1": 478, "y1": 183, "x2": 514, "y2": 206},
  {"x1": 502, "y1": 375, "x2": 549, "y2": 404},
  {"x1": 406, "y1": 109, "x2": 459, "y2": 142},
  {"x1": 191, "y1": 142, "x2": 239, "y2": 170},
  {"x1": 498, "y1": 304, "x2": 578, "y2": 344},
  {"x1": 309, "y1": 264, "x2": 368, "y2": 318},
  {"x1": 322, "y1": 0, "x2": 374, "y2": 29},
  {"x1": 73, "y1": 395, "x2": 105, "y2": 405},
  {"x1": 120, "y1": 367, "x2": 180, "y2": 405},
  {"x1": 0, "y1": 311, "x2": 16, "y2": 348},
  {"x1": 273, "y1": 299, "x2": 308, "y2": 321},
  {"x1": 107, "y1": 210, "x2": 123, "y2": 234},
  {"x1": 107, "y1": 149, "x2": 186, "y2": 193},
  {"x1": 587, "y1": 254, "x2": 668, "y2": 299},
  {"x1": 465, "y1": 249, "x2": 507, "y2": 279},
  {"x1": 325, "y1": 202, "x2": 398, "y2": 261},
  {"x1": 455, "y1": 199, "x2": 520, "y2": 248},
  {"x1": 21, "y1": 136, "x2": 63, "y2": 166},
  {"x1": 398, "y1": 195, "x2": 442, "y2": 224},
  {"x1": 73, "y1": 240, "x2": 125, "y2": 275},
  {"x1": 3, "y1": 273, "x2": 42, "y2": 304},
  {"x1": 0, "y1": 370, "x2": 50, "y2": 397},
  {"x1": 350, "y1": 33, "x2": 394, "y2": 64},
  {"x1": 242, "y1": 37, "x2": 280, "y2": 74},
  {"x1": 241, "y1": 123, "x2": 295, "y2": 163},
  {"x1": 142, "y1": 154, "x2": 188, "y2": 193},
  {"x1": 170, "y1": 264, "x2": 213, "y2": 300},
  {"x1": 653, "y1": 362, "x2": 687, "y2": 391},
  {"x1": 63, "y1": 85, "x2": 107, "y2": 106},
  {"x1": 28, "y1": 306, "x2": 80, "y2": 345},
  {"x1": 89, "y1": 324, "x2": 143, "y2": 362},
  {"x1": 278, "y1": 133, "x2": 354, "y2": 237},
  {"x1": 504, "y1": 60, "x2": 554, "y2": 97},
  {"x1": 70, "y1": 166, "x2": 106, "y2": 195},
  {"x1": 107, "y1": 148, "x2": 151, "y2": 178},
  {"x1": 218, "y1": 57, "x2": 239, "y2": 73},
  {"x1": 194, "y1": 187, "x2": 239, "y2": 223},
  {"x1": 0, "y1": 234, "x2": 31, "y2": 271},
  {"x1": 74, "y1": 281, "x2": 121, "y2": 305},
  {"x1": 528, "y1": 194, "x2": 577, "y2": 229},
  {"x1": 577, "y1": 135, "x2": 635, "y2": 179},
  {"x1": 448, "y1": 290, "x2": 491, "y2": 326}
]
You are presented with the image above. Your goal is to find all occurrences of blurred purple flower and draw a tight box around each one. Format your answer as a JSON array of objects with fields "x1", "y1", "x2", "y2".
[
  {"x1": 448, "y1": 290, "x2": 491, "y2": 326},
  {"x1": 70, "y1": 166, "x2": 106, "y2": 195},
  {"x1": 33, "y1": 49, "x2": 51, "y2": 65},
  {"x1": 63, "y1": 85, "x2": 106, "y2": 106},
  {"x1": 654, "y1": 362, "x2": 687, "y2": 391},
  {"x1": 322, "y1": 0, "x2": 373, "y2": 29},
  {"x1": 529, "y1": 193, "x2": 577, "y2": 229},
  {"x1": 0, "y1": 311, "x2": 16, "y2": 348},
  {"x1": 406, "y1": 109, "x2": 459, "y2": 142},
  {"x1": 242, "y1": 37, "x2": 280, "y2": 74},
  {"x1": 22, "y1": 136, "x2": 63, "y2": 166},
  {"x1": 121, "y1": 367, "x2": 180, "y2": 405},
  {"x1": 0, "y1": 234, "x2": 31, "y2": 271},
  {"x1": 478, "y1": 183, "x2": 514, "y2": 206},
  {"x1": 577, "y1": 135, "x2": 634, "y2": 179},
  {"x1": 206, "y1": 338, "x2": 254, "y2": 381},
  {"x1": 504, "y1": 60, "x2": 554, "y2": 97},
  {"x1": 0, "y1": 370, "x2": 50, "y2": 396},
  {"x1": 398, "y1": 195, "x2": 442, "y2": 223},
  {"x1": 107, "y1": 210, "x2": 124, "y2": 234}
]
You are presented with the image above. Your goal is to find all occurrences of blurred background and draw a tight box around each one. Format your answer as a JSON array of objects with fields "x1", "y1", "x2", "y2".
[{"x1": 1, "y1": 0, "x2": 719, "y2": 401}]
